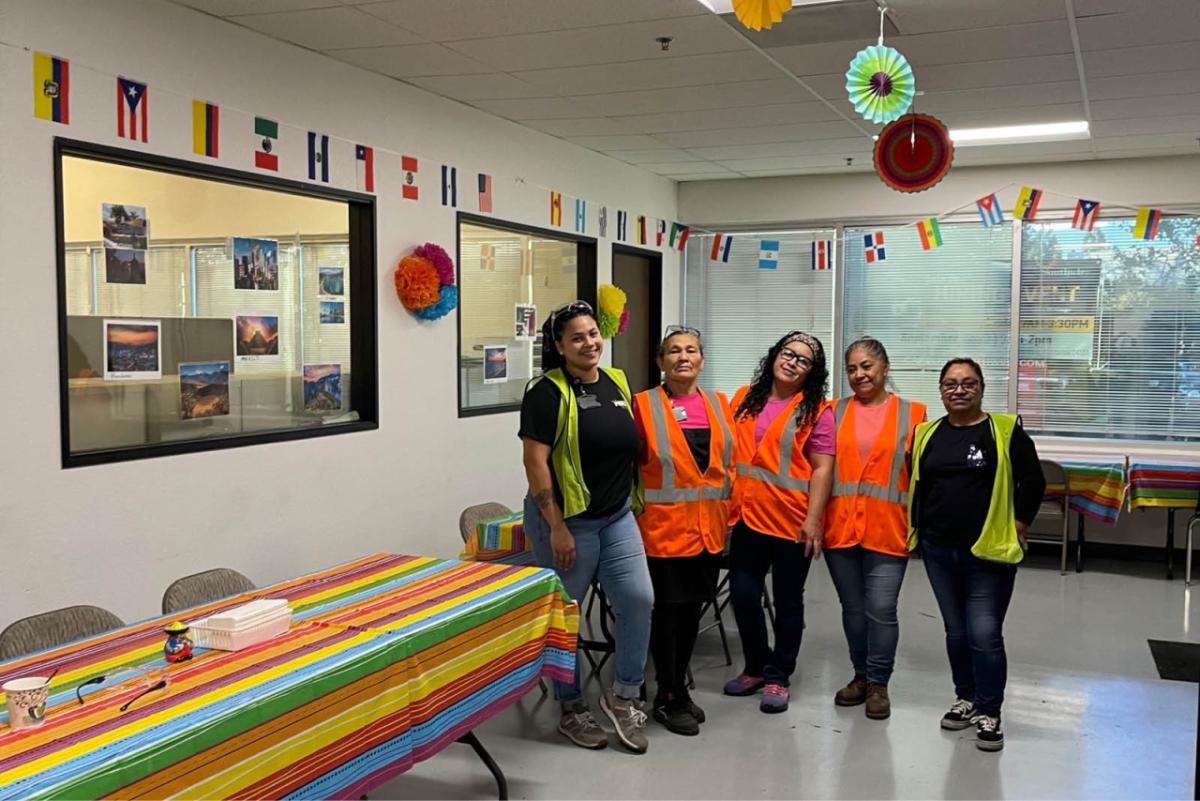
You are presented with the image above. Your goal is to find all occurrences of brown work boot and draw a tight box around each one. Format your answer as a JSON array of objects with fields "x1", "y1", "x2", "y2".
[
  {"x1": 834, "y1": 674, "x2": 869, "y2": 707},
  {"x1": 865, "y1": 682, "x2": 891, "y2": 719}
]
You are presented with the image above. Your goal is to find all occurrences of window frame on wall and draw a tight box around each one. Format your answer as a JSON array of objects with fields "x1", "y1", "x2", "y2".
[
  {"x1": 54, "y1": 138, "x2": 379, "y2": 468},
  {"x1": 455, "y1": 212, "x2": 597, "y2": 419}
]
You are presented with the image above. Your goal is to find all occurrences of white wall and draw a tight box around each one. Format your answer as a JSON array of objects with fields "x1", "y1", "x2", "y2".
[{"x1": 0, "y1": 0, "x2": 678, "y2": 626}]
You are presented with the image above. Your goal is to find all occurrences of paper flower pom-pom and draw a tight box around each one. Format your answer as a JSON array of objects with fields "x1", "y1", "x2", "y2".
[
  {"x1": 414, "y1": 242, "x2": 455, "y2": 285},
  {"x1": 617, "y1": 307, "x2": 630, "y2": 336},
  {"x1": 874, "y1": 113, "x2": 954, "y2": 193},
  {"x1": 394, "y1": 255, "x2": 440, "y2": 310},
  {"x1": 413, "y1": 285, "x2": 458, "y2": 321},
  {"x1": 732, "y1": 0, "x2": 791, "y2": 30},
  {"x1": 598, "y1": 284, "x2": 627, "y2": 317},
  {"x1": 845, "y1": 44, "x2": 915, "y2": 125}
]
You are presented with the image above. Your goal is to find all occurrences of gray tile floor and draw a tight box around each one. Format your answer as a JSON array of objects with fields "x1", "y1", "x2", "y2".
[{"x1": 377, "y1": 554, "x2": 1199, "y2": 800}]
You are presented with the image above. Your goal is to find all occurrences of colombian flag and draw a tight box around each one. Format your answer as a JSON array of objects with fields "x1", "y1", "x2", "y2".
[
  {"x1": 192, "y1": 100, "x2": 219, "y2": 158},
  {"x1": 916, "y1": 217, "x2": 943, "y2": 251},
  {"x1": 32, "y1": 52, "x2": 69, "y2": 124},
  {"x1": 1132, "y1": 207, "x2": 1161, "y2": 241}
]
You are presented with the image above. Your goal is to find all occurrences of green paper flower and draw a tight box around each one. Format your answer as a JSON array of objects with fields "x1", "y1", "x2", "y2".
[{"x1": 845, "y1": 45, "x2": 915, "y2": 125}]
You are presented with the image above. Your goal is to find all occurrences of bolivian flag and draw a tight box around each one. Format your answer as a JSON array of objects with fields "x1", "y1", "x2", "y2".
[
  {"x1": 192, "y1": 100, "x2": 219, "y2": 158},
  {"x1": 32, "y1": 52, "x2": 69, "y2": 124},
  {"x1": 916, "y1": 217, "x2": 942, "y2": 251}
]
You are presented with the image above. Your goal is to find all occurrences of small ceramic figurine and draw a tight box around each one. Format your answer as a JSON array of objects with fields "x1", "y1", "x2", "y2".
[{"x1": 163, "y1": 621, "x2": 193, "y2": 663}]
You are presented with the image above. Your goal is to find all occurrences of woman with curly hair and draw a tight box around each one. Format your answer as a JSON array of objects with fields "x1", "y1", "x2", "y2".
[{"x1": 722, "y1": 331, "x2": 835, "y2": 713}]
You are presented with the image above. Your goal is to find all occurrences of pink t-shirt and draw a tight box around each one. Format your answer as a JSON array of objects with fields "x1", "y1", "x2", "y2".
[
  {"x1": 753, "y1": 400, "x2": 834, "y2": 458},
  {"x1": 852, "y1": 397, "x2": 892, "y2": 464},
  {"x1": 669, "y1": 392, "x2": 710, "y2": 430}
]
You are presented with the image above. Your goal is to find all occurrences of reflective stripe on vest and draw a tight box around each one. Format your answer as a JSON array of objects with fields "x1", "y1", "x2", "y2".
[
  {"x1": 643, "y1": 388, "x2": 734, "y2": 504},
  {"x1": 734, "y1": 406, "x2": 811, "y2": 492},
  {"x1": 830, "y1": 397, "x2": 912, "y2": 504}
]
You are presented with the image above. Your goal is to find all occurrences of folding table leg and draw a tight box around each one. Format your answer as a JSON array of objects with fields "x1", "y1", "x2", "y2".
[{"x1": 458, "y1": 731, "x2": 508, "y2": 800}]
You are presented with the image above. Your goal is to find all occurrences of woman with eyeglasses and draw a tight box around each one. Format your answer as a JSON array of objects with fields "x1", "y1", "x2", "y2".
[
  {"x1": 722, "y1": 331, "x2": 834, "y2": 713},
  {"x1": 519, "y1": 300, "x2": 654, "y2": 755},
  {"x1": 823, "y1": 337, "x2": 926, "y2": 720},
  {"x1": 908, "y1": 357, "x2": 1045, "y2": 752},
  {"x1": 631, "y1": 325, "x2": 734, "y2": 736}
]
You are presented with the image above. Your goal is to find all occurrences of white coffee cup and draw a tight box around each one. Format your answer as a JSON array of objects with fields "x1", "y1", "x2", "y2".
[{"x1": 3, "y1": 677, "x2": 50, "y2": 731}]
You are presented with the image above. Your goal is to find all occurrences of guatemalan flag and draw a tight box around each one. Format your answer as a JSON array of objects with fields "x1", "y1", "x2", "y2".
[
  {"x1": 1072, "y1": 199, "x2": 1100, "y2": 231},
  {"x1": 355, "y1": 145, "x2": 374, "y2": 193},
  {"x1": 758, "y1": 240, "x2": 780, "y2": 269},
  {"x1": 117, "y1": 78, "x2": 147, "y2": 142},
  {"x1": 308, "y1": 132, "x2": 329, "y2": 182}
]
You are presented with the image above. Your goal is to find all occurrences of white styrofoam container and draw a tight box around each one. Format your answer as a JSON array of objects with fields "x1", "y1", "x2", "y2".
[
  {"x1": 204, "y1": 599, "x2": 290, "y2": 631},
  {"x1": 190, "y1": 611, "x2": 291, "y2": 651}
]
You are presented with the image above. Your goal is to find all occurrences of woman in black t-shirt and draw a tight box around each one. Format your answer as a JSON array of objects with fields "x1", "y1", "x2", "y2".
[{"x1": 518, "y1": 301, "x2": 653, "y2": 755}]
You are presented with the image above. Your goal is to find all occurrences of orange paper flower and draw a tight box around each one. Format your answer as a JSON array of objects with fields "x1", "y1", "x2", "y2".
[{"x1": 394, "y1": 255, "x2": 440, "y2": 310}]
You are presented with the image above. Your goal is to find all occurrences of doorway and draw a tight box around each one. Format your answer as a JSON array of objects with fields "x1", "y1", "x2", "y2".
[{"x1": 610, "y1": 245, "x2": 662, "y2": 394}]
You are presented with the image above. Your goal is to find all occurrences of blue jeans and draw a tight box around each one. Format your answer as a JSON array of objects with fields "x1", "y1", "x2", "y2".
[
  {"x1": 524, "y1": 495, "x2": 654, "y2": 710},
  {"x1": 921, "y1": 541, "x2": 1017, "y2": 716},
  {"x1": 824, "y1": 546, "x2": 908, "y2": 685}
]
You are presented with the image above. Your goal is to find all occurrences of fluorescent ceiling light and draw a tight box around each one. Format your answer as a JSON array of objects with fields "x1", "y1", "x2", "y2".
[
  {"x1": 949, "y1": 121, "x2": 1090, "y2": 147},
  {"x1": 696, "y1": 0, "x2": 848, "y2": 12}
]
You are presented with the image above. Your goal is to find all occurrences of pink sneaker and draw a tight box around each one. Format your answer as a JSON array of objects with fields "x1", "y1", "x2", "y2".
[
  {"x1": 760, "y1": 683, "x2": 789, "y2": 713},
  {"x1": 723, "y1": 673, "x2": 766, "y2": 696}
]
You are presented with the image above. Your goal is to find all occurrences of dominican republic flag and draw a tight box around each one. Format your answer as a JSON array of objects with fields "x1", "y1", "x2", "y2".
[
  {"x1": 1133, "y1": 207, "x2": 1161, "y2": 241},
  {"x1": 976, "y1": 193, "x2": 1003, "y2": 227},
  {"x1": 308, "y1": 132, "x2": 329, "y2": 182},
  {"x1": 441, "y1": 165, "x2": 457, "y2": 207},
  {"x1": 401, "y1": 156, "x2": 418, "y2": 200},
  {"x1": 116, "y1": 78, "x2": 147, "y2": 142},
  {"x1": 549, "y1": 191, "x2": 562, "y2": 225},
  {"x1": 355, "y1": 145, "x2": 374, "y2": 192},
  {"x1": 599, "y1": 206, "x2": 608, "y2": 238},
  {"x1": 811, "y1": 240, "x2": 832, "y2": 270},
  {"x1": 669, "y1": 223, "x2": 689, "y2": 251},
  {"x1": 758, "y1": 240, "x2": 780, "y2": 269},
  {"x1": 477, "y1": 173, "x2": 492, "y2": 212},
  {"x1": 575, "y1": 198, "x2": 586, "y2": 233},
  {"x1": 656, "y1": 219, "x2": 667, "y2": 247},
  {"x1": 255, "y1": 117, "x2": 278, "y2": 171},
  {"x1": 32, "y1": 52, "x2": 69, "y2": 124},
  {"x1": 617, "y1": 210, "x2": 627, "y2": 241},
  {"x1": 864, "y1": 231, "x2": 886, "y2": 263},
  {"x1": 1015, "y1": 186, "x2": 1043, "y2": 221},
  {"x1": 1072, "y1": 199, "x2": 1100, "y2": 231},
  {"x1": 711, "y1": 234, "x2": 732, "y2": 263},
  {"x1": 192, "y1": 100, "x2": 218, "y2": 158}
]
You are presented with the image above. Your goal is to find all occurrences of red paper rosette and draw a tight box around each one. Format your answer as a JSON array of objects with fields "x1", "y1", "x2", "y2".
[{"x1": 873, "y1": 113, "x2": 954, "y2": 193}]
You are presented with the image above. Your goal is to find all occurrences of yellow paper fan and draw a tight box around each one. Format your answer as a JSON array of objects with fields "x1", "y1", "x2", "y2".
[{"x1": 732, "y1": 0, "x2": 792, "y2": 31}]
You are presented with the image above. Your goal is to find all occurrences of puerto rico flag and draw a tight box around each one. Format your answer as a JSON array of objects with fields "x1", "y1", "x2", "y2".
[
  {"x1": 1014, "y1": 185, "x2": 1043, "y2": 221},
  {"x1": 1072, "y1": 199, "x2": 1100, "y2": 231},
  {"x1": 355, "y1": 145, "x2": 374, "y2": 193},
  {"x1": 32, "y1": 52, "x2": 69, "y2": 124},
  {"x1": 864, "y1": 231, "x2": 886, "y2": 263},
  {"x1": 441, "y1": 165, "x2": 457, "y2": 207},
  {"x1": 811, "y1": 240, "x2": 832, "y2": 270},
  {"x1": 477, "y1": 173, "x2": 492, "y2": 213},
  {"x1": 116, "y1": 78, "x2": 147, "y2": 142},
  {"x1": 711, "y1": 234, "x2": 732, "y2": 263},
  {"x1": 976, "y1": 193, "x2": 1004, "y2": 227},
  {"x1": 401, "y1": 156, "x2": 418, "y2": 200},
  {"x1": 1133, "y1": 207, "x2": 1161, "y2": 241}
]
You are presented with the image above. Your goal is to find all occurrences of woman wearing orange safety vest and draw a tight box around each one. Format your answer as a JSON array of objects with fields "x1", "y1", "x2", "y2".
[
  {"x1": 823, "y1": 337, "x2": 926, "y2": 721},
  {"x1": 632, "y1": 325, "x2": 734, "y2": 737},
  {"x1": 722, "y1": 331, "x2": 835, "y2": 714}
]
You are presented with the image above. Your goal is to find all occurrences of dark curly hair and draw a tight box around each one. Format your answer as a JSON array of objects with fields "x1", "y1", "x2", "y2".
[
  {"x1": 735, "y1": 330, "x2": 828, "y2": 430},
  {"x1": 540, "y1": 301, "x2": 597, "y2": 373}
]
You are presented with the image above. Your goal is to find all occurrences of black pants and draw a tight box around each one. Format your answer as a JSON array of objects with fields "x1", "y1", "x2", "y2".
[
  {"x1": 728, "y1": 521, "x2": 813, "y2": 686},
  {"x1": 649, "y1": 601, "x2": 703, "y2": 705}
]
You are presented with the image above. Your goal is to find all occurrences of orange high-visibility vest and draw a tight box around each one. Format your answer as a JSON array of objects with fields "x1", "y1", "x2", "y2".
[
  {"x1": 634, "y1": 386, "x2": 735, "y2": 557},
  {"x1": 825, "y1": 394, "x2": 926, "y2": 557},
  {"x1": 729, "y1": 385, "x2": 827, "y2": 542}
]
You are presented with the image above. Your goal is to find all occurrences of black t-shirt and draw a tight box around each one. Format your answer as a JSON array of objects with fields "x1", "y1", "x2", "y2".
[
  {"x1": 917, "y1": 417, "x2": 1046, "y2": 548},
  {"x1": 518, "y1": 371, "x2": 638, "y2": 518}
]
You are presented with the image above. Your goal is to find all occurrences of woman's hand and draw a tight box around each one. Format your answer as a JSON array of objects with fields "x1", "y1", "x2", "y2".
[
  {"x1": 550, "y1": 523, "x2": 576, "y2": 571},
  {"x1": 1016, "y1": 521, "x2": 1029, "y2": 552},
  {"x1": 802, "y1": 517, "x2": 823, "y2": 559}
]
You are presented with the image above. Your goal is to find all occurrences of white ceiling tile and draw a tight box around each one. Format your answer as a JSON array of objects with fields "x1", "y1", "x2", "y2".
[
  {"x1": 442, "y1": 15, "x2": 748, "y2": 73},
  {"x1": 893, "y1": 20, "x2": 1074, "y2": 66},
  {"x1": 328, "y1": 43, "x2": 494, "y2": 77},
  {"x1": 520, "y1": 117, "x2": 645, "y2": 137},
  {"x1": 570, "y1": 79, "x2": 814, "y2": 116},
  {"x1": 762, "y1": 41, "x2": 873, "y2": 78},
  {"x1": 687, "y1": 140, "x2": 874, "y2": 160},
  {"x1": 511, "y1": 51, "x2": 781, "y2": 96},
  {"x1": 404, "y1": 74, "x2": 546, "y2": 100},
  {"x1": 910, "y1": 55, "x2": 1080, "y2": 93},
  {"x1": 885, "y1": 0, "x2": 1065, "y2": 34},
  {"x1": 1088, "y1": 71, "x2": 1200, "y2": 102},
  {"x1": 670, "y1": 172, "x2": 745, "y2": 181},
  {"x1": 638, "y1": 160, "x2": 725, "y2": 174},
  {"x1": 469, "y1": 97, "x2": 599, "y2": 120},
  {"x1": 615, "y1": 102, "x2": 840, "y2": 134},
  {"x1": 1091, "y1": 116, "x2": 1200, "y2": 138},
  {"x1": 1089, "y1": 132, "x2": 1200, "y2": 151},
  {"x1": 951, "y1": 140, "x2": 1097, "y2": 162},
  {"x1": 951, "y1": 150, "x2": 1097, "y2": 167},
  {"x1": 610, "y1": 149, "x2": 711, "y2": 164},
  {"x1": 352, "y1": 0, "x2": 705, "y2": 41},
  {"x1": 1072, "y1": 0, "x2": 1147, "y2": 13},
  {"x1": 1075, "y1": 2, "x2": 1200, "y2": 50},
  {"x1": 737, "y1": 166, "x2": 873, "y2": 177},
  {"x1": 228, "y1": 6, "x2": 423, "y2": 49},
  {"x1": 920, "y1": 81, "x2": 1082, "y2": 114},
  {"x1": 657, "y1": 121, "x2": 866, "y2": 148},
  {"x1": 177, "y1": 0, "x2": 335, "y2": 16},
  {"x1": 1083, "y1": 41, "x2": 1200, "y2": 79},
  {"x1": 716, "y1": 153, "x2": 873, "y2": 172},
  {"x1": 934, "y1": 104, "x2": 1087, "y2": 128},
  {"x1": 1091, "y1": 93, "x2": 1200, "y2": 120},
  {"x1": 565, "y1": 134, "x2": 674, "y2": 151}
]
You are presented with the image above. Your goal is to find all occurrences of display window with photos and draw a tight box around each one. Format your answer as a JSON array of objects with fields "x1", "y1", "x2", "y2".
[
  {"x1": 457, "y1": 214, "x2": 596, "y2": 416},
  {"x1": 56, "y1": 140, "x2": 377, "y2": 467}
]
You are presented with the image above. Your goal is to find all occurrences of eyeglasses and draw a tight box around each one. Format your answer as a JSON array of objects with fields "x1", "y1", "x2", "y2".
[
  {"x1": 549, "y1": 300, "x2": 593, "y2": 324},
  {"x1": 939, "y1": 379, "x2": 981, "y2": 393},
  {"x1": 779, "y1": 349, "x2": 814, "y2": 368},
  {"x1": 664, "y1": 325, "x2": 701, "y2": 338}
]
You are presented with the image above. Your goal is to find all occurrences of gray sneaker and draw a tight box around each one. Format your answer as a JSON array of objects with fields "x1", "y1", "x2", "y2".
[
  {"x1": 600, "y1": 690, "x2": 649, "y2": 754},
  {"x1": 557, "y1": 709, "x2": 608, "y2": 749}
]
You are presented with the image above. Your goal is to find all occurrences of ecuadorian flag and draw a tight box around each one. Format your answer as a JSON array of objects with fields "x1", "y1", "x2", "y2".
[
  {"x1": 33, "y1": 52, "x2": 69, "y2": 124},
  {"x1": 192, "y1": 100, "x2": 219, "y2": 158}
]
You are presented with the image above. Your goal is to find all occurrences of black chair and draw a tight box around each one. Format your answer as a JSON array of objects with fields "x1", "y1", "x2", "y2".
[
  {"x1": 1027, "y1": 459, "x2": 1071, "y2": 575},
  {"x1": 1183, "y1": 492, "x2": 1200, "y2": 586},
  {"x1": 162, "y1": 568, "x2": 256, "y2": 614},
  {"x1": 0, "y1": 606, "x2": 124, "y2": 660}
]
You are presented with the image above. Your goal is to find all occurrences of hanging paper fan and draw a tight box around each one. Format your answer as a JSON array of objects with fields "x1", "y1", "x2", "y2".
[
  {"x1": 731, "y1": 0, "x2": 791, "y2": 31},
  {"x1": 873, "y1": 113, "x2": 954, "y2": 193},
  {"x1": 845, "y1": 44, "x2": 916, "y2": 125}
]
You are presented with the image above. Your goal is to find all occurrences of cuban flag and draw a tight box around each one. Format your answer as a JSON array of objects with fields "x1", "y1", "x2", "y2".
[
  {"x1": 441, "y1": 165, "x2": 457, "y2": 207},
  {"x1": 758, "y1": 240, "x2": 780, "y2": 269},
  {"x1": 864, "y1": 231, "x2": 886, "y2": 264},
  {"x1": 1072, "y1": 199, "x2": 1100, "y2": 231},
  {"x1": 116, "y1": 78, "x2": 147, "y2": 142},
  {"x1": 976, "y1": 193, "x2": 1004, "y2": 227},
  {"x1": 574, "y1": 198, "x2": 586, "y2": 233},
  {"x1": 355, "y1": 145, "x2": 374, "y2": 193},
  {"x1": 711, "y1": 234, "x2": 733, "y2": 263},
  {"x1": 308, "y1": 132, "x2": 329, "y2": 182},
  {"x1": 811, "y1": 240, "x2": 832, "y2": 270}
]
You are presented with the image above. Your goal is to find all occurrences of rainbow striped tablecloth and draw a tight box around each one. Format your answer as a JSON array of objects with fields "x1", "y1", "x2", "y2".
[
  {"x1": 459, "y1": 512, "x2": 536, "y2": 566},
  {"x1": 0, "y1": 554, "x2": 577, "y2": 800},
  {"x1": 1128, "y1": 461, "x2": 1200, "y2": 511},
  {"x1": 1042, "y1": 461, "x2": 1127, "y2": 524}
]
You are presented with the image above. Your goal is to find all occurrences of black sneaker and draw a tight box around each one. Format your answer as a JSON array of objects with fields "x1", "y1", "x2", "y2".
[
  {"x1": 653, "y1": 701, "x2": 699, "y2": 736},
  {"x1": 678, "y1": 690, "x2": 706, "y2": 724},
  {"x1": 975, "y1": 714, "x2": 1004, "y2": 751},
  {"x1": 940, "y1": 698, "x2": 976, "y2": 730}
]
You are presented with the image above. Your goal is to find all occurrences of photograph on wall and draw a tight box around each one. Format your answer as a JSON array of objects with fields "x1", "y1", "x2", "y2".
[
  {"x1": 514, "y1": 303, "x2": 537, "y2": 341},
  {"x1": 104, "y1": 319, "x2": 161, "y2": 380},
  {"x1": 319, "y1": 300, "x2": 345, "y2": 324},
  {"x1": 232, "y1": 237, "x2": 279, "y2": 291},
  {"x1": 303, "y1": 363, "x2": 342, "y2": 412},
  {"x1": 318, "y1": 266, "x2": 344, "y2": 297},
  {"x1": 179, "y1": 361, "x2": 230, "y2": 420},
  {"x1": 483, "y1": 345, "x2": 508, "y2": 384},
  {"x1": 101, "y1": 203, "x2": 149, "y2": 250},
  {"x1": 234, "y1": 313, "x2": 280, "y2": 361},
  {"x1": 104, "y1": 247, "x2": 146, "y2": 284}
]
